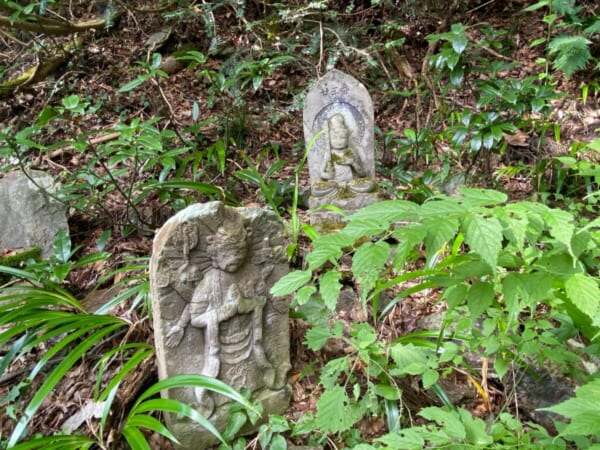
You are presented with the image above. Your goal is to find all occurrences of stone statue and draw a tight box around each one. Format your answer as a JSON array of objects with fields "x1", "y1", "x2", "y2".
[
  {"x1": 150, "y1": 202, "x2": 290, "y2": 448},
  {"x1": 304, "y1": 70, "x2": 379, "y2": 224},
  {"x1": 312, "y1": 113, "x2": 375, "y2": 198}
]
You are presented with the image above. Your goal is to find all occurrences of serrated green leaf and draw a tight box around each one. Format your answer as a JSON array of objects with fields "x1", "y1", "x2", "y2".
[
  {"x1": 494, "y1": 358, "x2": 509, "y2": 380},
  {"x1": 518, "y1": 272, "x2": 552, "y2": 303},
  {"x1": 565, "y1": 273, "x2": 600, "y2": 320},
  {"x1": 316, "y1": 385, "x2": 362, "y2": 433},
  {"x1": 423, "y1": 217, "x2": 459, "y2": 264},
  {"x1": 390, "y1": 343, "x2": 430, "y2": 375},
  {"x1": 458, "y1": 408, "x2": 494, "y2": 445},
  {"x1": 419, "y1": 407, "x2": 466, "y2": 440},
  {"x1": 422, "y1": 369, "x2": 439, "y2": 388},
  {"x1": 270, "y1": 271, "x2": 311, "y2": 297},
  {"x1": 463, "y1": 213, "x2": 503, "y2": 270},
  {"x1": 306, "y1": 232, "x2": 353, "y2": 269},
  {"x1": 421, "y1": 197, "x2": 466, "y2": 217},
  {"x1": 305, "y1": 325, "x2": 335, "y2": 351},
  {"x1": 373, "y1": 384, "x2": 401, "y2": 400},
  {"x1": 349, "y1": 200, "x2": 419, "y2": 225},
  {"x1": 376, "y1": 429, "x2": 425, "y2": 450},
  {"x1": 352, "y1": 241, "x2": 390, "y2": 302},
  {"x1": 458, "y1": 187, "x2": 508, "y2": 206},
  {"x1": 542, "y1": 378, "x2": 600, "y2": 437},
  {"x1": 320, "y1": 270, "x2": 342, "y2": 310},
  {"x1": 466, "y1": 281, "x2": 494, "y2": 318},
  {"x1": 295, "y1": 285, "x2": 316, "y2": 306},
  {"x1": 543, "y1": 208, "x2": 574, "y2": 254},
  {"x1": 392, "y1": 224, "x2": 427, "y2": 270}
]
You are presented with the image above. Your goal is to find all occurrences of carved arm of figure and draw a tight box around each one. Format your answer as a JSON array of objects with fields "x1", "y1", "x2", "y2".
[
  {"x1": 227, "y1": 284, "x2": 267, "y2": 314},
  {"x1": 320, "y1": 151, "x2": 334, "y2": 180},
  {"x1": 348, "y1": 148, "x2": 366, "y2": 177},
  {"x1": 165, "y1": 304, "x2": 191, "y2": 348}
]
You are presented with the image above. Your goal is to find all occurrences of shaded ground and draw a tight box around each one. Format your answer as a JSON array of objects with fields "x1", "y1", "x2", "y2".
[{"x1": 1, "y1": 0, "x2": 599, "y2": 447}]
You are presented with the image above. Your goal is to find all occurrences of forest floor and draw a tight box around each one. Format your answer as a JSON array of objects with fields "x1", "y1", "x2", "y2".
[{"x1": 1, "y1": 0, "x2": 599, "y2": 448}]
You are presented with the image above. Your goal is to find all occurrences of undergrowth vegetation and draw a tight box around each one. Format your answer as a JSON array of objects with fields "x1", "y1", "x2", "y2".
[{"x1": 0, "y1": 0, "x2": 599, "y2": 449}]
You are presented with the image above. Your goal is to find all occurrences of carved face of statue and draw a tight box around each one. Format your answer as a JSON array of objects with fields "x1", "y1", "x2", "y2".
[
  {"x1": 328, "y1": 114, "x2": 349, "y2": 150},
  {"x1": 208, "y1": 226, "x2": 248, "y2": 273}
]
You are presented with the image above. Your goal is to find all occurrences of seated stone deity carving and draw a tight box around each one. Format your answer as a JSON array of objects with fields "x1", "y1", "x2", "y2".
[
  {"x1": 312, "y1": 114, "x2": 375, "y2": 198},
  {"x1": 164, "y1": 223, "x2": 275, "y2": 417}
]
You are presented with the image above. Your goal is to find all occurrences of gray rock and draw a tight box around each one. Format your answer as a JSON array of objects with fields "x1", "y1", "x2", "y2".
[
  {"x1": 150, "y1": 202, "x2": 291, "y2": 448},
  {"x1": 303, "y1": 70, "x2": 379, "y2": 224},
  {"x1": 0, "y1": 170, "x2": 68, "y2": 257}
]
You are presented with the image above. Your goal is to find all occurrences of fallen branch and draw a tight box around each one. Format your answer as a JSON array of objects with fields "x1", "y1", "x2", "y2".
[{"x1": 0, "y1": 14, "x2": 106, "y2": 36}]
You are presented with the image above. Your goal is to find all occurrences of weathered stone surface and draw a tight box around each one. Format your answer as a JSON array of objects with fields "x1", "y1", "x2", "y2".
[
  {"x1": 0, "y1": 170, "x2": 68, "y2": 257},
  {"x1": 150, "y1": 202, "x2": 291, "y2": 448},
  {"x1": 303, "y1": 70, "x2": 379, "y2": 224}
]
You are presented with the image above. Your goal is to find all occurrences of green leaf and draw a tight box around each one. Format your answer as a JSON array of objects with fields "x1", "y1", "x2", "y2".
[
  {"x1": 376, "y1": 429, "x2": 425, "y2": 450},
  {"x1": 466, "y1": 281, "x2": 495, "y2": 318},
  {"x1": 305, "y1": 323, "x2": 342, "y2": 351},
  {"x1": 548, "y1": 35, "x2": 592, "y2": 78},
  {"x1": 295, "y1": 285, "x2": 316, "y2": 306},
  {"x1": 450, "y1": 24, "x2": 468, "y2": 54},
  {"x1": 543, "y1": 208, "x2": 574, "y2": 254},
  {"x1": 419, "y1": 407, "x2": 466, "y2": 440},
  {"x1": 270, "y1": 270, "x2": 311, "y2": 297},
  {"x1": 9, "y1": 321, "x2": 124, "y2": 447},
  {"x1": 390, "y1": 343, "x2": 429, "y2": 376},
  {"x1": 494, "y1": 358, "x2": 509, "y2": 380},
  {"x1": 306, "y1": 232, "x2": 353, "y2": 269},
  {"x1": 122, "y1": 424, "x2": 151, "y2": 450},
  {"x1": 542, "y1": 378, "x2": 600, "y2": 436},
  {"x1": 565, "y1": 273, "x2": 600, "y2": 320},
  {"x1": 53, "y1": 230, "x2": 73, "y2": 263},
  {"x1": 315, "y1": 385, "x2": 362, "y2": 433},
  {"x1": 126, "y1": 414, "x2": 179, "y2": 442},
  {"x1": 349, "y1": 200, "x2": 419, "y2": 226},
  {"x1": 117, "y1": 76, "x2": 147, "y2": 93},
  {"x1": 420, "y1": 197, "x2": 465, "y2": 217},
  {"x1": 458, "y1": 409, "x2": 494, "y2": 445},
  {"x1": 423, "y1": 217, "x2": 459, "y2": 264},
  {"x1": 320, "y1": 270, "x2": 342, "y2": 310},
  {"x1": 224, "y1": 411, "x2": 247, "y2": 440},
  {"x1": 422, "y1": 369, "x2": 439, "y2": 388},
  {"x1": 61, "y1": 95, "x2": 80, "y2": 110},
  {"x1": 269, "y1": 434, "x2": 287, "y2": 450},
  {"x1": 352, "y1": 241, "x2": 390, "y2": 302},
  {"x1": 10, "y1": 435, "x2": 94, "y2": 450},
  {"x1": 458, "y1": 187, "x2": 507, "y2": 206},
  {"x1": 463, "y1": 213, "x2": 503, "y2": 270},
  {"x1": 450, "y1": 67, "x2": 464, "y2": 86}
]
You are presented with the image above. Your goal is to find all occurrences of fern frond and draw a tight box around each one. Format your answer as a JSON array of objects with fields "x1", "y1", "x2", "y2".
[{"x1": 548, "y1": 35, "x2": 592, "y2": 78}]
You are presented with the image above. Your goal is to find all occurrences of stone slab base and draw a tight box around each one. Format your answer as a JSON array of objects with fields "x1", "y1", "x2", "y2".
[{"x1": 166, "y1": 385, "x2": 291, "y2": 449}]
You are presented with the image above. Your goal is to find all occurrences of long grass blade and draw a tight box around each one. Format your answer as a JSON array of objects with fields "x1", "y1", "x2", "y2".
[
  {"x1": 129, "y1": 398, "x2": 225, "y2": 444},
  {"x1": 126, "y1": 413, "x2": 179, "y2": 442},
  {"x1": 8, "y1": 322, "x2": 124, "y2": 447},
  {"x1": 9, "y1": 434, "x2": 95, "y2": 450},
  {"x1": 122, "y1": 425, "x2": 151, "y2": 450}
]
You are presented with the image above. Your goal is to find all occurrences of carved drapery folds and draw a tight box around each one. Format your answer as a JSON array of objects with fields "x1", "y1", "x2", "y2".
[{"x1": 150, "y1": 202, "x2": 290, "y2": 448}]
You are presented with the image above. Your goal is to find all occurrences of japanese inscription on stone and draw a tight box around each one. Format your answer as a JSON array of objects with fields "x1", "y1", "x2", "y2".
[{"x1": 303, "y1": 70, "x2": 378, "y2": 218}]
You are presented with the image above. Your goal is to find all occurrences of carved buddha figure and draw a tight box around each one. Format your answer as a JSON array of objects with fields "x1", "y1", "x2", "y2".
[
  {"x1": 312, "y1": 113, "x2": 375, "y2": 198},
  {"x1": 165, "y1": 223, "x2": 275, "y2": 416}
]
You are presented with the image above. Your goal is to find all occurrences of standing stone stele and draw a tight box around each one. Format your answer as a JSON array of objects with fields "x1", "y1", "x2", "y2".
[
  {"x1": 304, "y1": 70, "x2": 379, "y2": 225},
  {"x1": 150, "y1": 202, "x2": 291, "y2": 448},
  {"x1": 0, "y1": 170, "x2": 68, "y2": 257}
]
